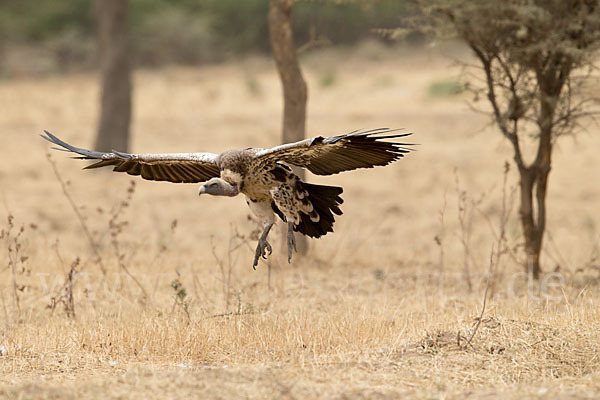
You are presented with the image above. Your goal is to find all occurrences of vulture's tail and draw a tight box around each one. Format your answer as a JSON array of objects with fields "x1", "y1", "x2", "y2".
[{"x1": 293, "y1": 183, "x2": 343, "y2": 238}]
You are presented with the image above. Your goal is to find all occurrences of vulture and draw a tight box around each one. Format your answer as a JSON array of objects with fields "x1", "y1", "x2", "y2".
[{"x1": 41, "y1": 128, "x2": 413, "y2": 268}]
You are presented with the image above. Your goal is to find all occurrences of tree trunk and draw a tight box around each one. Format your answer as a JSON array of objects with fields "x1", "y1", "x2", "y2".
[
  {"x1": 95, "y1": 0, "x2": 132, "y2": 152},
  {"x1": 268, "y1": 0, "x2": 308, "y2": 256},
  {"x1": 517, "y1": 167, "x2": 542, "y2": 279},
  {"x1": 517, "y1": 90, "x2": 554, "y2": 280},
  {"x1": 268, "y1": 0, "x2": 308, "y2": 151},
  {"x1": 517, "y1": 162, "x2": 551, "y2": 280}
]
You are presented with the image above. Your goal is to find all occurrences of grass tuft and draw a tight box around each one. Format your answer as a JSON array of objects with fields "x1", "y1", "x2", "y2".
[{"x1": 428, "y1": 78, "x2": 465, "y2": 98}]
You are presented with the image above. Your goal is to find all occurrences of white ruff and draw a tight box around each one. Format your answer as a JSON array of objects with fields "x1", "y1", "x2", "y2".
[{"x1": 221, "y1": 169, "x2": 242, "y2": 185}]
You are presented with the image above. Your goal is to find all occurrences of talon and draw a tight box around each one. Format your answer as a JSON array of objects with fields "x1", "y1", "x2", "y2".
[
  {"x1": 252, "y1": 223, "x2": 274, "y2": 270},
  {"x1": 261, "y1": 242, "x2": 271, "y2": 259},
  {"x1": 266, "y1": 242, "x2": 272, "y2": 254}
]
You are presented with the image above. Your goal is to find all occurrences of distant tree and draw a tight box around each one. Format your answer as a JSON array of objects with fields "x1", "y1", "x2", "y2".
[
  {"x1": 268, "y1": 0, "x2": 309, "y2": 256},
  {"x1": 95, "y1": 0, "x2": 132, "y2": 152},
  {"x1": 426, "y1": 0, "x2": 600, "y2": 278}
]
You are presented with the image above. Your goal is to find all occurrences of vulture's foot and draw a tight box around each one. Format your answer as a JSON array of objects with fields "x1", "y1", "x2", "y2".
[
  {"x1": 287, "y1": 222, "x2": 297, "y2": 263},
  {"x1": 252, "y1": 223, "x2": 273, "y2": 269}
]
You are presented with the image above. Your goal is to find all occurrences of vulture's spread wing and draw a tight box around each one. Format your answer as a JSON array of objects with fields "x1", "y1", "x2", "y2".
[
  {"x1": 253, "y1": 128, "x2": 413, "y2": 175},
  {"x1": 42, "y1": 131, "x2": 220, "y2": 183}
]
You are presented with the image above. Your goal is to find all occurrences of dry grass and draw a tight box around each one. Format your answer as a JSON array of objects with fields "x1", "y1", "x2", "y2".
[{"x1": 1, "y1": 42, "x2": 599, "y2": 399}]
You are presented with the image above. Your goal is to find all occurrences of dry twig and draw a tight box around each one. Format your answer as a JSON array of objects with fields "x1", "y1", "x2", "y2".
[
  {"x1": 464, "y1": 246, "x2": 495, "y2": 349},
  {"x1": 47, "y1": 257, "x2": 80, "y2": 318}
]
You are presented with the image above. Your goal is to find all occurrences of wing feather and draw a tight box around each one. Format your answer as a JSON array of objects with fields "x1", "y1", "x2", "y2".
[
  {"x1": 42, "y1": 130, "x2": 220, "y2": 183},
  {"x1": 253, "y1": 128, "x2": 414, "y2": 175},
  {"x1": 114, "y1": 160, "x2": 135, "y2": 173},
  {"x1": 127, "y1": 163, "x2": 142, "y2": 176},
  {"x1": 141, "y1": 164, "x2": 154, "y2": 180}
]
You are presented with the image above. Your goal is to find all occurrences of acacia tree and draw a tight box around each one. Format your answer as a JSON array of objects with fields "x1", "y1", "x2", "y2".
[
  {"x1": 431, "y1": 0, "x2": 600, "y2": 278},
  {"x1": 95, "y1": 0, "x2": 132, "y2": 152},
  {"x1": 268, "y1": 0, "x2": 309, "y2": 255}
]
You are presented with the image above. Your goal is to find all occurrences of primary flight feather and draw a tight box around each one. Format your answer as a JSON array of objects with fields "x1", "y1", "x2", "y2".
[{"x1": 42, "y1": 128, "x2": 413, "y2": 268}]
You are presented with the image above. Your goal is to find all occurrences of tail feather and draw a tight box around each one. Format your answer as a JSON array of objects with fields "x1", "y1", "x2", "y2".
[{"x1": 294, "y1": 183, "x2": 343, "y2": 238}]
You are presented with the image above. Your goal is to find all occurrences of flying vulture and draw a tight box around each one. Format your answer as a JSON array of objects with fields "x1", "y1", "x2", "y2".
[{"x1": 41, "y1": 128, "x2": 413, "y2": 268}]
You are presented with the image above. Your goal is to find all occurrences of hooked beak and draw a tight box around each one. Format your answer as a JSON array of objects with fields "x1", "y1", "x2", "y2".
[{"x1": 198, "y1": 185, "x2": 207, "y2": 196}]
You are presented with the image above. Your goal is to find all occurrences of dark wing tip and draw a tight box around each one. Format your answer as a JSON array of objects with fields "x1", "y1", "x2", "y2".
[
  {"x1": 325, "y1": 128, "x2": 413, "y2": 144},
  {"x1": 363, "y1": 128, "x2": 413, "y2": 140},
  {"x1": 353, "y1": 127, "x2": 407, "y2": 136}
]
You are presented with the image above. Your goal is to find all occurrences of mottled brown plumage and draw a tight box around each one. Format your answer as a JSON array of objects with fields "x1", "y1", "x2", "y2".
[{"x1": 41, "y1": 128, "x2": 413, "y2": 268}]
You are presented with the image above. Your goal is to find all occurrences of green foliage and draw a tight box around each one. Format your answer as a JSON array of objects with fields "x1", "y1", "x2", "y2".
[
  {"x1": 293, "y1": 0, "x2": 410, "y2": 45},
  {"x1": 133, "y1": 5, "x2": 216, "y2": 65},
  {"x1": 203, "y1": 0, "x2": 271, "y2": 54},
  {"x1": 430, "y1": 0, "x2": 600, "y2": 137},
  {"x1": 428, "y1": 79, "x2": 465, "y2": 98},
  {"x1": 0, "y1": 0, "x2": 92, "y2": 41},
  {"x1": 319, "y1": 69, "x2": 337, "y2": 88},
  {"x1": 1, "y1": 0, "x2": 412, "y2": 71},
  {"x1": 437, "y1": 0, "x2": 600, "y2": 72}
]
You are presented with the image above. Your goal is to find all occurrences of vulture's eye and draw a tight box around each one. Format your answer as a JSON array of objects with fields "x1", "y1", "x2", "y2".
[{"x1": 210, "y1": 182, "x2": 218, "y2": 188}]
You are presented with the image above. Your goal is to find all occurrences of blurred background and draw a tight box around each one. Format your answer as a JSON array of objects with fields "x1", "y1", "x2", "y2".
[
  {"x1": 1, "y1": 2, "x2": 600, "y2": 397},
  {"x1": 0, "y1": 0, "x2": 599, "y2": 290},
  {"x1": 0, "y1": 0, "x2": 412, "y2": 75}
]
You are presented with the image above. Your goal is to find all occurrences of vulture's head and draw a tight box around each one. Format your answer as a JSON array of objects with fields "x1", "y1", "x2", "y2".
[{"x1": 198, "y1": 178, "x2": 239, "y2": 197}]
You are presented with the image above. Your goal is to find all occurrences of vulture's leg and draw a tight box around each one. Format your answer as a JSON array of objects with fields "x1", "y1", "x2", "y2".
[
  {"x1": 247, "y1": 197, "x2": 276, "y2": 270},
  {"x1": 286, "y1": 222, "x2": 297, "y2": 263},
  {"x1": 252, "y1": 222, "x2": 273, "y2": 270}
]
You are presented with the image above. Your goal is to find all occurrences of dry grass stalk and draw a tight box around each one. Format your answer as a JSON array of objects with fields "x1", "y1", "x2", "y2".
[
  {"x1": 464, "y1": 246, "x2": 495, "y2": 348},
  {"x1": 210, "y1": 224, "x2": 252, "y2": 312},
  {"x1": 107, "y1": 181, "x2": 148, "y2": 302},
  {"x1": 46, "y1": 153, "x2": 107, "y2": 276},
  {"x1": 434, "y1": 192, "x2": 447, "y2": 271},
  {"x1": 2, "y1": 215, "x2": 28, "y2": 320},
  {"x1": 47, "y1": 257, "x2": 80, "y2": 318},
  {"x1": 1, "y1": 49, "x2": 599, "y2": 398},
  {"x1": 0, "y1": 285, "x2": 9, "y2": 330},
  {"x1": 476, "y1": 162, "x2": 519, "y2": 268},
  {"x1": 170, "y1": 271, "x2": 190, "y2": 322},
  {"x1": 454, "y1": 170, "x2": 475, "y2": 291}
]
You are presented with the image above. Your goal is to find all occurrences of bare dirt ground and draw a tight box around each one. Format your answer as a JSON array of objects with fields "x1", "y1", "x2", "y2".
[{"x1": 1, "y1": 42, "x2": 599, "y2": 399}]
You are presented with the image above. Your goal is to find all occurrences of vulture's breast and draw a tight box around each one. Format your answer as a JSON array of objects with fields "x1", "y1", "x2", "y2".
[{"x1": 239, "y1": 166, "x2": 281, "y2": 201}]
